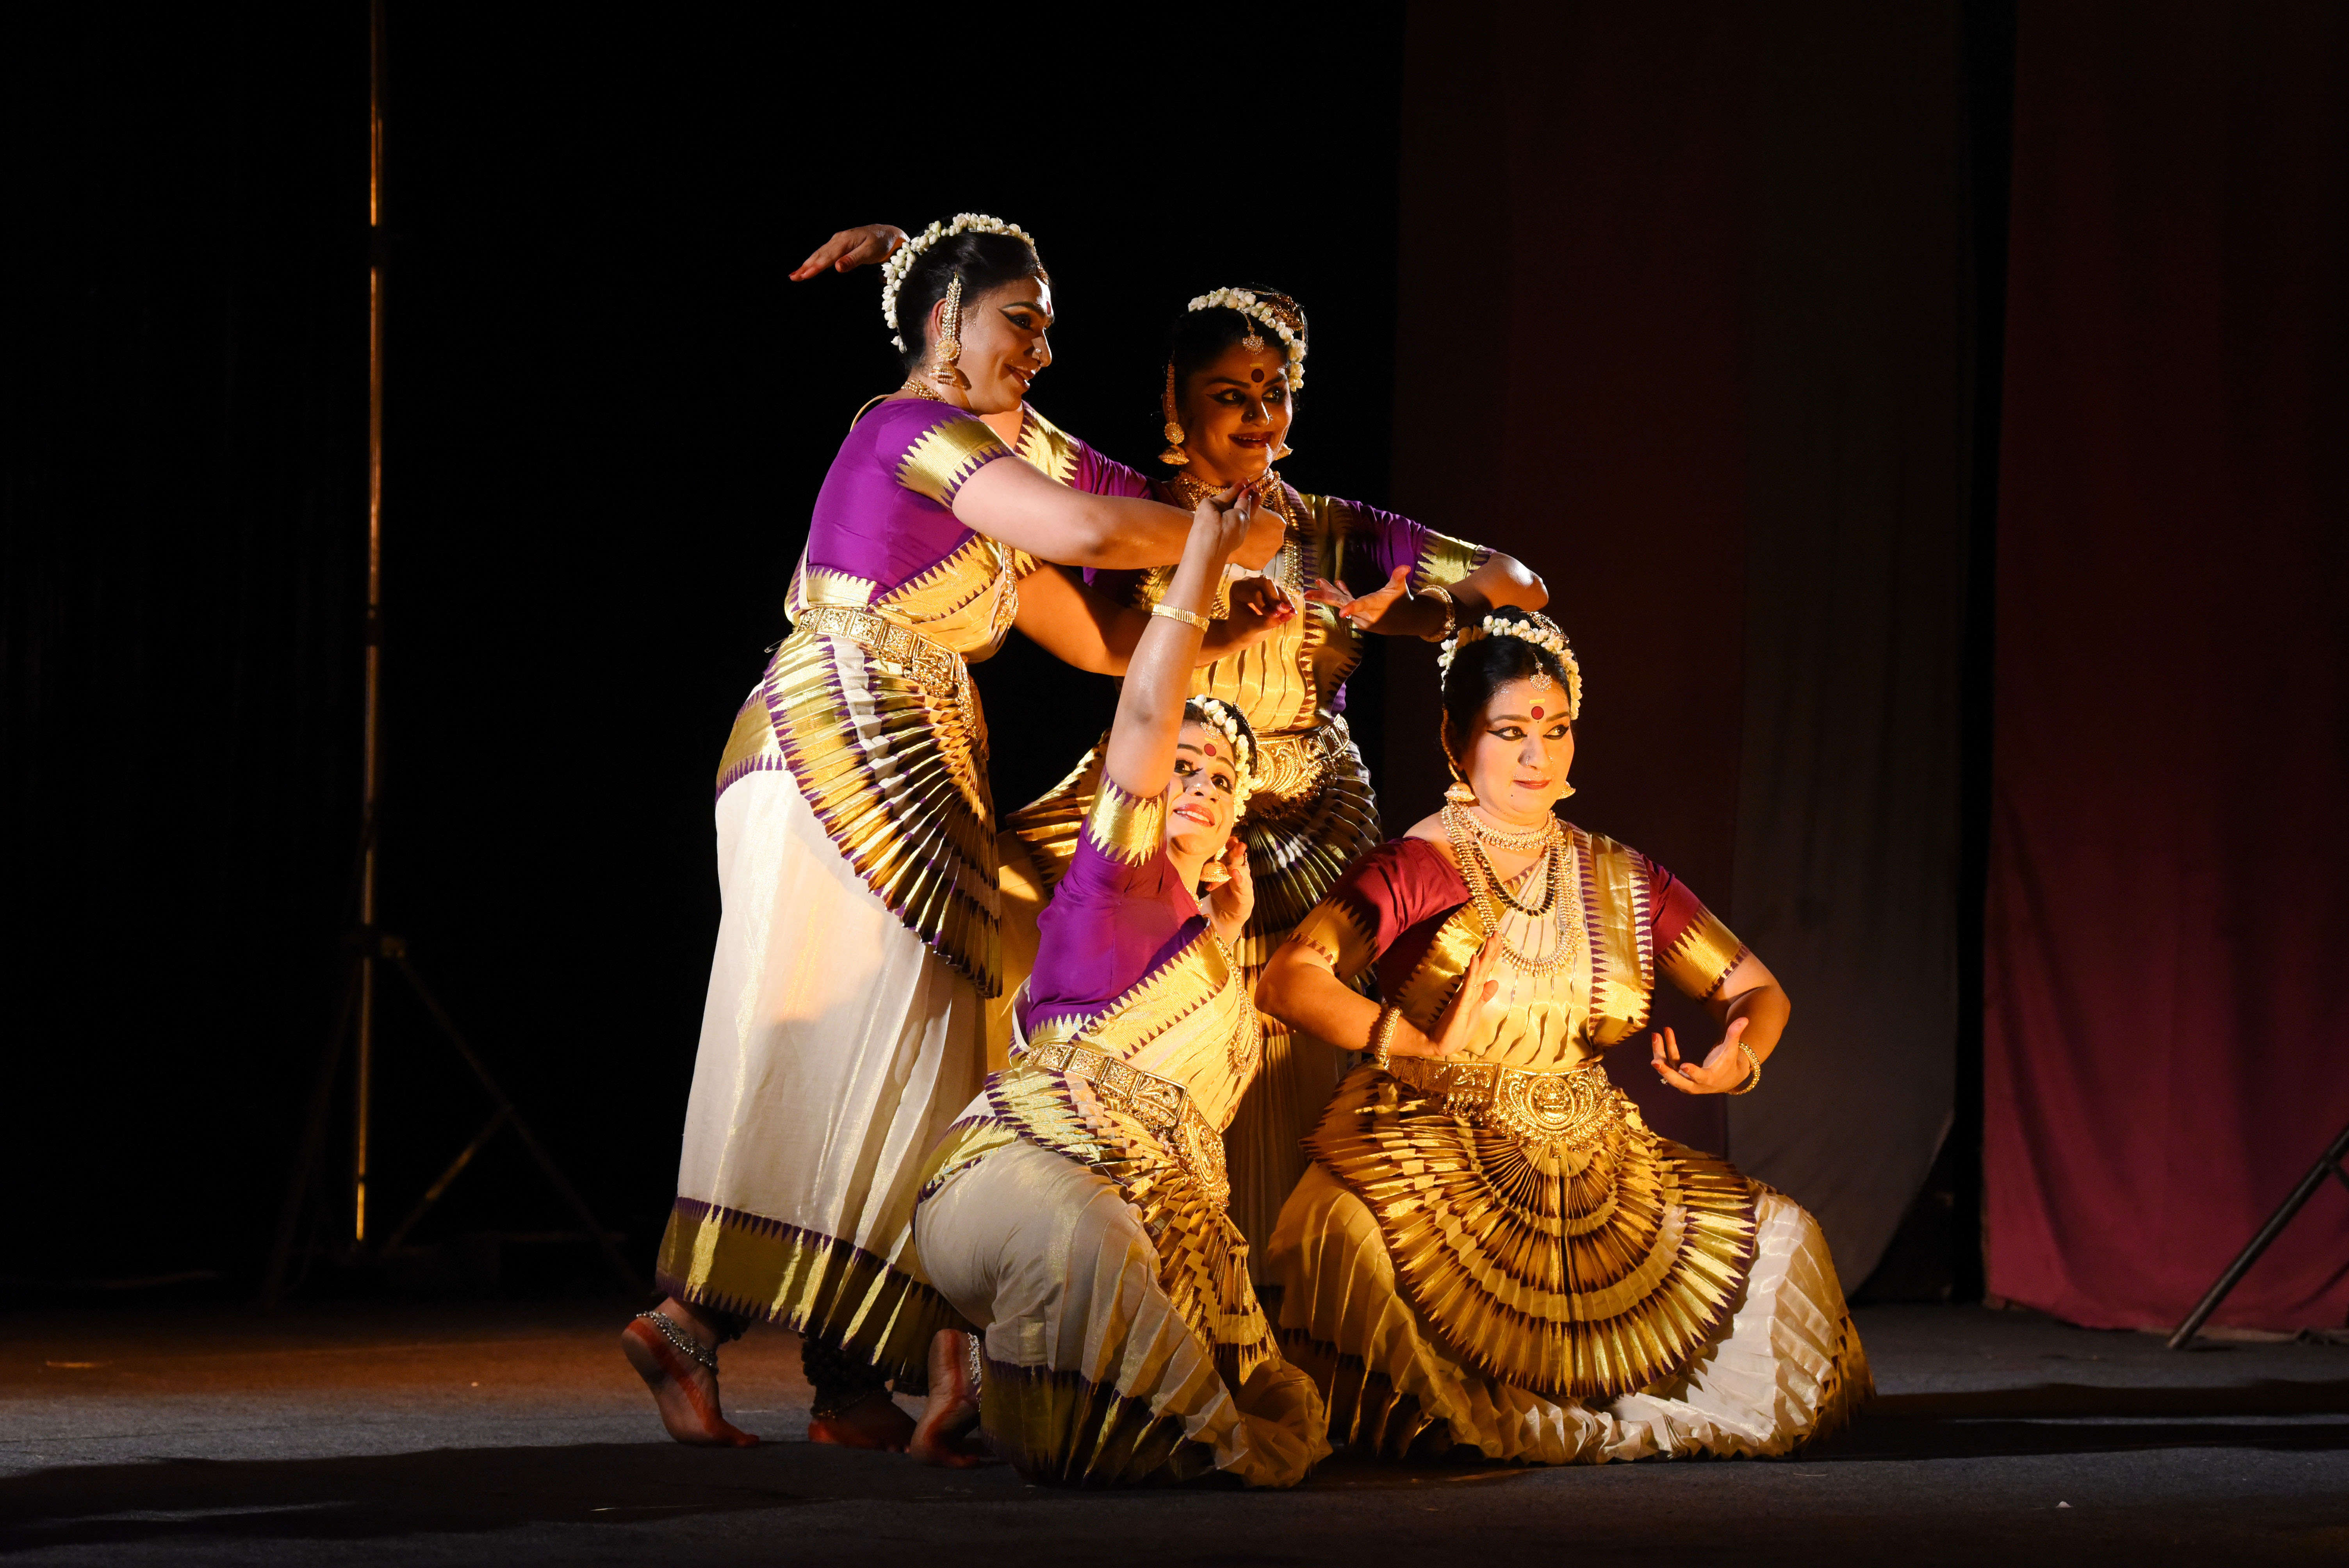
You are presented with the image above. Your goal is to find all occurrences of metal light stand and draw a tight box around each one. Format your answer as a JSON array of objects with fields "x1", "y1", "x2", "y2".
[
  {"x1": 258, "y1": 0, "x2": 639, "y2": 1308},
  {"x1": 2167, "y1": 1119, "x2": 2349, "y2": 1348}
]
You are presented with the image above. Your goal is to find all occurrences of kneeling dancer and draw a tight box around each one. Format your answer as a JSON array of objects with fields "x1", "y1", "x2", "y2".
[
  {"x1": 910, "y1": 485, "x2": 1329, "y2": 1486},
  {"x1": 1257, "y1": 609, "x2": 1871, "y2": 1463}
]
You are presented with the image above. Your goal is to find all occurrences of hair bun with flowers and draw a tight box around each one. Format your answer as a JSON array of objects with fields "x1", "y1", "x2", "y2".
[
  {"x1": 1187, "y1": 288, "x2": 1307, "y2": 391},
  {"x1": 1189, "y1": 695, "x2": 1257, "y2": 813},
  {"x1": 880, "y1": 213, "x2": 1038, "y2": 351},
  {"x1": 1438, "y1": 611, "x2": 1584, "y2": 720}
]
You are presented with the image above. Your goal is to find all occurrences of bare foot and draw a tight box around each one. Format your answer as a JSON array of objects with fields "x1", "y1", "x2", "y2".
[
  {"x1": 807, "y1": 1387, "x2": 916, "y2": 1451},
  {"x1": 908, "y1": 1329, "x2": 986, "y2": 1468},
  {"x1": 620, "y1": 1300, "x2": 759, "y2": 1447}
]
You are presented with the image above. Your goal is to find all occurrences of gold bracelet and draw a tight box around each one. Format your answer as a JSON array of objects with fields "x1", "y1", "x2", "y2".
[
  {"x1": 1366, "y1": 1006, "x2": 1404, "y2": 1072},
  {"x1": 1418, "y1": 583, "x2": 1457, "y2": 643},
  {"x1": 1150, "y1": 602, "x2": 1211, "y2": 631},
  {"x1": 1729, "y1": 1041, "x2": 1761, "y2": 1095}
]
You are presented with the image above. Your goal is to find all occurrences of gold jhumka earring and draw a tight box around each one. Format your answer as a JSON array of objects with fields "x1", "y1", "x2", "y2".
[
  {"x1": 1441, "y1": 734, "x2": 1477, "y2": 804},
  {"x1": 1159, "y1": 363, "x2": 1190, "y2": 465},
  {"x1": 1272, "y1": 438, "x2": 1294, "y2": 461},
  {"x1": 930, "y1": 273, "x2": 970, "y2": 390}
]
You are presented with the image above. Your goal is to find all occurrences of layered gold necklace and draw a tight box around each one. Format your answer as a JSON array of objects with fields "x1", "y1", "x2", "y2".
[{"x1": 1440, "y1": 800, "x2": 1584, "y2": 976}]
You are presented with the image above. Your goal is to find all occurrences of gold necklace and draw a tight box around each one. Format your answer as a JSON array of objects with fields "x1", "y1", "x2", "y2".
[
  {"x1": 1445, "y1": 800, "x2": 1559, "y2": 856},
  {"x1": 1442, "y1": 808, "x2": 1585, "y2": 977},
  {"x1": 1164, "y1": 472, "x2": 1302, "y2": 593},
  {"x1": 897, "y1": 377, "x2": 948, "y2": 404}
]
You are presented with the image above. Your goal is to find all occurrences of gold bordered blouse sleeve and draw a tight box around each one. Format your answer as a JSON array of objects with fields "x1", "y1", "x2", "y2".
[
  {"x1": 1411, "y1": 524, "x2": 1492, "y2": 591},
  {"x1": 1287, "y1": 889, "x2": 1381, "y2": 985},
  {"x1": 895, "y1": 415, "x2": 1015, "y2": 508},
  {"x1": 1085, "y1": 776, "x2": 1165, "y2": 867},
  {"x1": 1653, "y1": 857, "x2": 1750, "y2": 1000}
]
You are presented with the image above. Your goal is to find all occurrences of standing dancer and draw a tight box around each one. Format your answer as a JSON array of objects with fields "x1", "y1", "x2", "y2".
[
  {"x1": 1256, "y1": 609, "x2": 1870, "y2": 1462},
  {"x1": 1004, "y1": 288, "x2": 1548, "y2": 1258},
  {"x1": 622, "y1": 216, "x2": 1282, "y2": 1449},
  {"x1": 909, "y1": 483, "x2": 1328, "y2": 1487}
]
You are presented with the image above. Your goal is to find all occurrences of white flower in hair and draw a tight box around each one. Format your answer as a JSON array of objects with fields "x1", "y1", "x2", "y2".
[
  {"x1": 1191, "y1": 696, "x2": 1256, "y2": 813},
  {"x1": 1187, "y1": 287, "x2": 1307, "y2": 392},
  {"x1": 1438, "y1": 612, "x2": 1584, "y2": 720},
  {"x1": 880, "y1": 213, "x2": 1038, "y2": 350}
]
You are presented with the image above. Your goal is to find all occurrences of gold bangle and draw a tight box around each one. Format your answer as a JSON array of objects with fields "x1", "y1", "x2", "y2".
[
  {"x1": 1729, "y1": 1041, "x2": 1761, "y2": 1095},
  {"x1": 1366, "y1": 1005, "x2": 1403, "y2": 1072},
  {"x1": 1418, "y1": 583, "x2": 1457, "y2": 643},
  {"x1": 1150, "y1": 602, "x2": 1211, "y2": 631}
]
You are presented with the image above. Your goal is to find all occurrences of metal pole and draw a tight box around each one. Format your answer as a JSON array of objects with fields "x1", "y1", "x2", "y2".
[
  {"x1": 355, "y1": 0, "x2": 387, "y2": 1245},
  {"x1": 2167, "y1": 1119, "x2": 2349, "y2": 1348}
]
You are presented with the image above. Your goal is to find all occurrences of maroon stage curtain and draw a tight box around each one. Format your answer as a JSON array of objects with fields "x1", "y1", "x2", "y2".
[
  {"x1": 1391, "y1": 0, "x2": 1969, "y2": 1284},
  {"x1": 1985, "y1": 2, "x2": 2349, "y2": 1329}
]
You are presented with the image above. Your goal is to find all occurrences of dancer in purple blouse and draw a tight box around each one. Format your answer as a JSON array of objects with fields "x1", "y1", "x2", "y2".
[
  {"x1": 625, "y1": 217, "x2": 1285, "y2": 1451},
  {"x1": 908, "y1": 483, "x2": 1327, "y2": 1486}
]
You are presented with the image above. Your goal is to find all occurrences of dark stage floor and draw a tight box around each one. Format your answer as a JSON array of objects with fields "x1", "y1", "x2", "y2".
[{"x1": 4, "y1": 1301, "x2": 2345, "y2": 1565}]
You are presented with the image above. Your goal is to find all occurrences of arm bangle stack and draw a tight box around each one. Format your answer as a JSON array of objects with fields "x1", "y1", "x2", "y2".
[
  {"x1": 1150, "y1": 602, "x2": 1212, "y2": 631},
  {"x1": 1729, "y1": 1041, "x2": 1762, "y2": 1095},
  {"x1": 1366, "y1": 1005, "x2": 1404, "y2": 1072}
]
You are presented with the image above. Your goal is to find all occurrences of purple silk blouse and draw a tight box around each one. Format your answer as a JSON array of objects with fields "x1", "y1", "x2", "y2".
[
  {"x1": 1017, "y1": 785, "x2": 1200, "y2": 1037},
  {"x1": 807, "y1": 400, "x2": 1016, "y2": 594}
]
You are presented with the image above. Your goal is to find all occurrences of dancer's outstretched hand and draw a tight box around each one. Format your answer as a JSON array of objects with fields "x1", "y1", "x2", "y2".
[
  {"x1": 790, "y1": 224, "x2": 907, "y2": 281},
  {"x1": 1306, "y1": 565, "x2": 1416, "y2": 634},
  {"x1": 1206, "y1": 576, "x2": 1297, "y2": 659},
  {"x1": 1651, "y1": 1018, "x2": 1754, "y2": 1095}
]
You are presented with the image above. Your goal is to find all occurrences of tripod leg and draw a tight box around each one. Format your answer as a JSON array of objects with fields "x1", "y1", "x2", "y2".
[
  {"x1": 390, "y1": 954, "x2": 646, "y2": 1296},
  {"x1": 259, "y1": 960, "x2": 362, "y2": 1310},
  {"x1": 381, "y1": 1105, "x2": 512, "y2": 1253},
  {"x1": 2168, "y1": 1119, "x2": 2349, "y2": 1348}
]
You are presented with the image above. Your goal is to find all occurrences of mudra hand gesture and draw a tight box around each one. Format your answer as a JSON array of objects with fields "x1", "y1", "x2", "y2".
[
  {"x1": 1199, "y1": 835, "x2": 1253, "y2": 948},
  {"x1": 1652, "y1": 1018, "x2": 1755, "y2": 1095},
  {"x1": 1306, "y1": 565, "x2": 1414, "y2": 633},
  {"x1": 1394, "y1": 936, "x2": 1506, "y2": 1060}
]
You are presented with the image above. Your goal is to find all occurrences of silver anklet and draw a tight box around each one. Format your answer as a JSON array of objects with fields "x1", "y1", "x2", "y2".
[
  {"x1": 965, "y1": 1331, "x2": 985, "y2": 1397},
  {"x1": 634, "y1": 1308, "x2": 719, "y2": 1374}
]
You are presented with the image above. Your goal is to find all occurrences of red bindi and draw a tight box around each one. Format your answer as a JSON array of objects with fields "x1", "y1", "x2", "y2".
[
  {"x1": 1531, "y1": 704, "x2": 1544, "y2": 719},
  {"x1": 1249, "y1": 368, "x2": 1264, "y2": 382},
  {"x1": 1204, "y1": 742, "x2": 1217, "y2": 756}
]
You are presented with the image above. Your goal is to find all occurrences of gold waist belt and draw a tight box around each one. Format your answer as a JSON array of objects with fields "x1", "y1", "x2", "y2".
[
  {"x1": 1250, "y1": 714, "x2": 1351, "y2": 802},
  {"x1": 794, "y1": 604, "x2": 970, "y2": 703},
  {"x1": 1385, "y1": 1054, "x2": 1624, "y2": 1146},
  {"x1": 1017, "y1": 1036, "x2": 1231, "y2": 1209}
]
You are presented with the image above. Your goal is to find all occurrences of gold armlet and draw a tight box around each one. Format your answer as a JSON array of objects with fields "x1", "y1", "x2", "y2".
[
  {"x1": 1150, "y1": 602, "x2": 1212, "y2": 632},
  {"x1": 1366, "y1": 1006, "x2": 1404, "y2": 1072},
  {"x1": 1729, "y1": 1041, "x2": 1762, "y2": 1095},
  {"x1": 1418, "y1": 584, "x2": 1457, "y2": 643}
]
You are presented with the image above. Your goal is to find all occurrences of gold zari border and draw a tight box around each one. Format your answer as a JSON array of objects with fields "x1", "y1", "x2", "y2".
[
  {"x1": 895, "y1": 417, "x2": 1012, "y2": 508},
  {"x1": 980, "y1": 1358, "x2": 1218, "y2": 1488},
  {"x1": 653, "y1": 1198, "x2": 965, "y2": 1384}
]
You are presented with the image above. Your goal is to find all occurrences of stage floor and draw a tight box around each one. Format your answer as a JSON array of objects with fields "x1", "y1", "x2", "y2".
[{"x1": 4, "y1": 1301, "x2": 2344, "y2": 1565}]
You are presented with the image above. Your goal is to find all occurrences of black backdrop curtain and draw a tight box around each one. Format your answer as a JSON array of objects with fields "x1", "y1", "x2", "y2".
[
  {"x1": 2, "y1": 8, "x2": 1414, "y2": 1285},
  {"x1": 1387, "y1": 0, "x2": 1975, "y2": 1285}
]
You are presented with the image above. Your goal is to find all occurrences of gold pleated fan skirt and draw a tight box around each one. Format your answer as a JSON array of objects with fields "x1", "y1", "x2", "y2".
[{"x1": 1304, "y1": 1062, "x2": 1759, "y2": 1400}]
